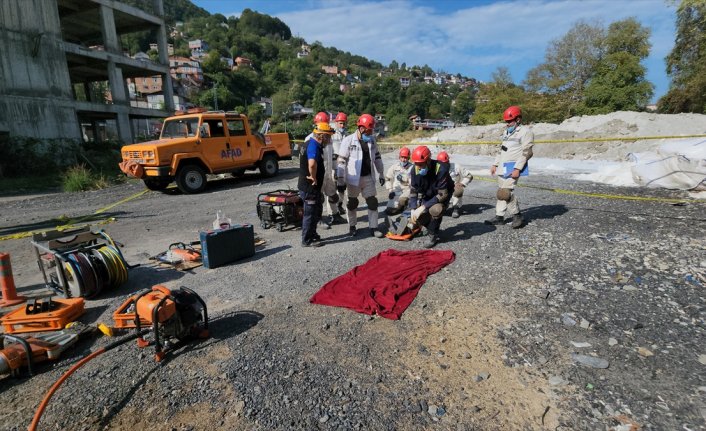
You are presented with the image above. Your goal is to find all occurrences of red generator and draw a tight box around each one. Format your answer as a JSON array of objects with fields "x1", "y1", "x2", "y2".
[{"x1": 256, "y1": 190, "x2": 303, "y2": 231}]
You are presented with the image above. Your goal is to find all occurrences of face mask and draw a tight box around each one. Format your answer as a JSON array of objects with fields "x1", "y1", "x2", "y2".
[
  {"x1": 361, "y1": 133, "x2": 372, "y2": 143},
  {"x1": 418, "y1": 167, "x2": 428, "y2": 176},
  {"x1": 400, "y1": 160, "x2": 410, "y2": 168},
  {"x1": 506, "y1": 124, "x2": 516, "y2": 134}
]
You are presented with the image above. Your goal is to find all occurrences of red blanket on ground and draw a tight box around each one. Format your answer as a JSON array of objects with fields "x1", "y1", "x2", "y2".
[{"x1": 310, "y1": 249, "x2": 456, "y2": 320}]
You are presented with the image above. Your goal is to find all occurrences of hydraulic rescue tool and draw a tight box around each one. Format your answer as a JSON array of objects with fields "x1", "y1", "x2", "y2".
[
  {"x1": 0, "y1": 332, "x2": 78, "y2": 377},
  {"x1": 112, "y1": 285, "x2": 209, "y2": 361}
]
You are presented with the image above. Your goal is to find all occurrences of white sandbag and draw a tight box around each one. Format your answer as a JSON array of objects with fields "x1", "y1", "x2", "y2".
[{"x1": 629, "y1": 138, "x2": 706, "y2": 190}]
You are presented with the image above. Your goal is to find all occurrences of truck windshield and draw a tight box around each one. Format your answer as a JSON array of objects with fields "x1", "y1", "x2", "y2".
[{"x1": 161, "y1": 118, "x2": 199, "y2": 138}]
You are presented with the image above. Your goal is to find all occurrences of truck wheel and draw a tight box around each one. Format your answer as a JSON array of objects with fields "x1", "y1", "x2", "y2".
[
  {"x1": 143, "y1": 178, "x2": 171, "y2": 191},
  {"x1": 176, "y1": 164, "x2": 207, "y2": 194},
  {"x1": 259, "y1": 154, "x2": 279, "y2": 177}
]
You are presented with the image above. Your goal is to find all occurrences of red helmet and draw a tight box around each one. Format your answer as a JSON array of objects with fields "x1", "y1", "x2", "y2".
[
  {"x1": 357, "y1": 113, "x2": 375, "y2": 129},
  {"x1": 437, "y1": 151, "x2": 449, "y2": 163},
  {"x1": 503, "y1": 105, "x2": 522, "y2": 121},
  {"x1": 314, "y1": 111, "x2": 330, "y2": 123},
  {"x1": 334, "y1": 112, "x2": 347, "y2": 122},
  {"x1": 411, "y1": 146, "x2": 431, "y2": 164},
  {"x1": 399, "y1": 147, "x2": 411, "y2": 158}
]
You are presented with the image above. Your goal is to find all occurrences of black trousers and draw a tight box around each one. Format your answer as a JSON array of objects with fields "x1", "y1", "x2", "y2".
[{"x1": 299, "y1": 190, "x2": 323, "y2": 243}]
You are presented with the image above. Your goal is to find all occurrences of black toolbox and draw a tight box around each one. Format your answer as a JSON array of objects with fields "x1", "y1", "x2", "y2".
[{"x1": 199, "y1": 224, "x2": 255, "y2": 269}]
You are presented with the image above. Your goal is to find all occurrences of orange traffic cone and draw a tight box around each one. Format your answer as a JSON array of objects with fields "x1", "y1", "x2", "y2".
[{"x1": 0, "y1": 252, "x2": 26, "y2": 307}]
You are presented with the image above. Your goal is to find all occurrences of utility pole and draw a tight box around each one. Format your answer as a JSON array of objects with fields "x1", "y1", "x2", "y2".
[{"x1": 213, "y1": 81, "x2": 218, "y2": 110}]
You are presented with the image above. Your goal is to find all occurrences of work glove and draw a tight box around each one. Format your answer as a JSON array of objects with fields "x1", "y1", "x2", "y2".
[
  {"x1": 388, "y1": 191, "x2": 395, "y2": 200},
  {"x1": 410, "y1": 205, "x2": 426, "y2": 224},
  {"x1": 379, "y1": 177, "x2": 385, "y2": 187}
]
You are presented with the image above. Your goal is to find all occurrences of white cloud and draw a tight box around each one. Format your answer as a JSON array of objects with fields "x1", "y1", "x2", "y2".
[{"x1": 275, "y1": 0, "x2": 676, "y2": 97}]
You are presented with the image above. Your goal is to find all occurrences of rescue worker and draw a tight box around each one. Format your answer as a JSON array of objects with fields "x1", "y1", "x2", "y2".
[
  {"x1": 408, "y1": 145, "x2": 454, "y2": 248},
  {"x1": 298, "y1": 122, "x2": 334, "y2": 247},
  {"x1": 384, "y1": 147, "x2": 413, "y2": 215},
  {"x1": 436, "y1": 151, "x2": 473, "y2": 218},
  {"x1": 332, "y1": 112, "x2": 349, "y2": 214},
  {"x1": 305, "y1": 112, "x2": 345, "y2": 229},
  {"x1": 337, "y1": 113, "x2": 386, "y2": 238},
  {"x1": 485, "y1": 105, "x2": 533, "y2": 229}
]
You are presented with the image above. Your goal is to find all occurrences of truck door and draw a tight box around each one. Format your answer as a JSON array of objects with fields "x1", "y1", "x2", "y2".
[
  {"x1": 200, "y1": 118, "x2": 231, "y2": 171},
  {"x1": 225, "y1": 118, "x2": 255, "y2": 166}
]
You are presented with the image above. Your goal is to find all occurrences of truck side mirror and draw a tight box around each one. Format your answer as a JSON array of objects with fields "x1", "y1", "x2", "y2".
[{"x1": 199, "y1": 124, "x2": 210, "y2": 138}]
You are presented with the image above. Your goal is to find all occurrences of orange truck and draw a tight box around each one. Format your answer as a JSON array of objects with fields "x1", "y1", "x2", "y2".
[{"x1": 119, "y1": 111, "x2": 292, "y2": 194}]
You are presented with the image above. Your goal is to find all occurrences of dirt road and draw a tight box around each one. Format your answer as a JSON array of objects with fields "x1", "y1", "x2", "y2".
[{"x1": 0, "y1": 161, "x2": 704, "y2": 430}]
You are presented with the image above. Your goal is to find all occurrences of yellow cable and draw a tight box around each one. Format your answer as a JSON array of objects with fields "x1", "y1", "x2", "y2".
[{"x1": 0, "y1": 189, "x2": 149, "y2": 242}]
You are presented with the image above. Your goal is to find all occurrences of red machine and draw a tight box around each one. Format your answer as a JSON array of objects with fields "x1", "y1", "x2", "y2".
[{"x1": 256, "y1": 189, "x2": 303, "y2": 231}]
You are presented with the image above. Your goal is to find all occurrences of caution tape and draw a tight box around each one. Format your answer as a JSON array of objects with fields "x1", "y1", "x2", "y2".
[
  {"x1": 376, "y1": 133, "x2": 706, "y2": 147},
  {"x1": 473, "y1": 176, "x2": 706, "y2": 204},
  {"x1": 0, "y1": 189, "x2": 150, "y2": 242}
]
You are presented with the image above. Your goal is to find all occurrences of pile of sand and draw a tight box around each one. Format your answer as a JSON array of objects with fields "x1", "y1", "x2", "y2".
[{"x1": 413, "y1": 111, "x2": 706, "y2": 162}]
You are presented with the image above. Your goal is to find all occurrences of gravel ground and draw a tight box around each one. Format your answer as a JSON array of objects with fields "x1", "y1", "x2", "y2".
[{"x1": 0, "y1": 158, "x2": 704, "y2": 431}]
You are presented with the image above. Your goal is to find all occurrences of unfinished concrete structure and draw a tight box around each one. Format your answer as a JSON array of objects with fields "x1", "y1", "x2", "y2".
[{"x1": 0, "y1": 0, "x2": 174, "y2": 144}]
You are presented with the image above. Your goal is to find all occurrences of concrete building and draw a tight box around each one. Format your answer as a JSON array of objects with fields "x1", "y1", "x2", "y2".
[{"x1": 0, "y1": 0, "x2": 174, "y2": 144}]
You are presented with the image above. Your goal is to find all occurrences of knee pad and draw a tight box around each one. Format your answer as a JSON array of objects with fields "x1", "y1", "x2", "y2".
[
  {"x1": 497, "y1": 188, "x2": 512, "y2": 201},
  {"x1": 365, "y1": 196, "x2": 378, "y2": 209},
  {"x1": 436, "y1": 189, "x2": 449, "y2": 204},
  {"x1": 429, "y1": 203, "x2": 445, "y2": 218},
  {"x1": 328, "y1": 194, "x2": 339, "y2": 204},
  {"x1": 347, "y1": 197, "x2": 359, "y2": 211},
  {"x1": 453, "y1": 184, "x2": 464, "y2": 198}
]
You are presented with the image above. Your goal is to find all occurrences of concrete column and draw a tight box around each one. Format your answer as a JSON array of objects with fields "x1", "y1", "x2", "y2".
[
  {"x1": 152, "y1": 0, "x2": 174, "y2": 112},
  {"x1": 99, "y1": 5, "x2": 120, "y2": 54},
  {"x1": 107, "y1": 61, "x2": 132, "y2": 142}
]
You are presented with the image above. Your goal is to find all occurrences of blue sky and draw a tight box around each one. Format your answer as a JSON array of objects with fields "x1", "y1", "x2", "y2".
[{"x1": 191, "y1": 0, "x2": 677, "y2": 102}]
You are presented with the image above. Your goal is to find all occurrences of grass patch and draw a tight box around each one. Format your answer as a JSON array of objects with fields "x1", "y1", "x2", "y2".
[
  {"x1": 0, "y1": 175, "x2": 62, "y2": 195},
  {"x1": 62, "y1": 164, "x2": 111, "y2": 192}
]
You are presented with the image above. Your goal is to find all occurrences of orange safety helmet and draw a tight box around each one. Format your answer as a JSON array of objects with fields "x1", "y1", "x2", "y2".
[
  {"x1": 399, "y1": 147, "x2": 411, "y2": 158},
  {"x1": 335, "y1": 112, "x2": 347, "y2": 122},
  {"x1": 503, "y1": 105, "x2": 522, "y2": 121},
  {"x1": 313, "y1": 122, "x2": 334, "y2": 135},
  {"x1": 437, "y1": 151, "x2": 449, "y2": 163},
  {"x1": 411, "y1": 146, "x2": 431, "y2": 164},
  {"x1": 314, "y1": 111, "x2": 330, "y2": 124},
  {"x1": 357, "y1": 113, "x2": 375, "y2": 129}
]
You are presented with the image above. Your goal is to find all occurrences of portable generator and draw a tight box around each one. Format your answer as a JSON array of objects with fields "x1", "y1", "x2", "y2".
[
  {"x1": 113, "y1": 285, "x2": 208, "y2": 361},
  {"x1": 256, "y1": 189, "x2": 303, "y2": 231}
]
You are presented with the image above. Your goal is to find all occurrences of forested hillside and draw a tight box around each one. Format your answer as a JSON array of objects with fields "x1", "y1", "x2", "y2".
[{"x1": 119, "y1": 0, "x2": 705, "y2": 137}]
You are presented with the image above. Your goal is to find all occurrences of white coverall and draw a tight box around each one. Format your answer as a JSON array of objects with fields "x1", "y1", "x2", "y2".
[
  {"x1": 331, "y1": 127, "x2": 347, "y2": 205},
  {"x1": 448, "y1": 163, "x2": 474, "y2": 209},
  {"x1": 384, "y1": 162, "x2": 412, "y2": 214},
  {"x1": 492, "y1": 125, "x2": 534, "y2": 217},
  {"x1": 337, "y1": 133, "x2": 385, "y2": 229}
]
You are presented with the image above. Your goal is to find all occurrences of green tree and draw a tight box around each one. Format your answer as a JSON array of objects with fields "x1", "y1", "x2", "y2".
[
  {"x1": 472, "y1": 69, "x2": 528, "y2": 125},
  {"x1": 524, "y1": 20, "x2": 605, "y2": 115},
  {"x1": 580, "y1": 18, "x2": 654, "y2": 114},
  {"x1": 451, "y1": 89, "x2": 476, "y2": 124},
  {"x1": 581, "y1": 18, "x2": 653, "y2": 113},
  {"x1": 659, "y1": 0, "x2": 706, "y2": 113}
]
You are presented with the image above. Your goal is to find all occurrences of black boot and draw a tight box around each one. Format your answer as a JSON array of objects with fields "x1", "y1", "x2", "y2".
[
  {"x1": 484, "y1": 215, "x2": 505, "y2": 225},
  {"x1": 510, "y1": 213, "x2": 524, "y2": 229}
]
